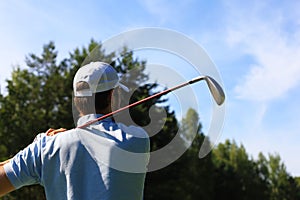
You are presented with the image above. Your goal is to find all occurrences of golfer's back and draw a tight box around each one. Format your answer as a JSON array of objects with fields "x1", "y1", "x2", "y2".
[{"x1": 41, "y1": 115, "x2": 150, "y2": 200}]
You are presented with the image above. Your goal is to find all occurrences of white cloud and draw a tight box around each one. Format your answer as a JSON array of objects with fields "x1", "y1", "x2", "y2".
[
  {"x1": 219, "y1": 1, "x2": 300, "y2": 176},
  {"x1": 225, "y1": 1, "x2": 300, "y2": 102}
]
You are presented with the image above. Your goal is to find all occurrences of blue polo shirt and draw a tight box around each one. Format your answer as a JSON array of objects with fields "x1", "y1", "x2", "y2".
[{"x1": 4, "y1": 114, "x2": 150, "y2": 200}]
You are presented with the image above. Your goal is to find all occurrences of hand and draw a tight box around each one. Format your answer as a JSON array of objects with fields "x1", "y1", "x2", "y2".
[{"x1": 46, "y1": 128, "x2": 67, "y2": 136}]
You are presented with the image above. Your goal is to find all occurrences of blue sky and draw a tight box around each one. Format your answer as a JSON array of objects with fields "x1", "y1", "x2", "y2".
[{"x1": 1, "y1": 0, "x2": 300, "y2": 175}]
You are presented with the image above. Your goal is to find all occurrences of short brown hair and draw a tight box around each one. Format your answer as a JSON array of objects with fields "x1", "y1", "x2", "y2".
[{"x1": 74, "y1": 82, "x2": 112, "y2": 115}]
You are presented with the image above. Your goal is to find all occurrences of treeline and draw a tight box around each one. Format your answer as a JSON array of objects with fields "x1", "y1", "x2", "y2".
[
  {"x1": 0, "y1": 41, "x2": 299, "y2": 199},
  {"x1": 145, "y1": 108, "x2": 300, "y2": 200}
]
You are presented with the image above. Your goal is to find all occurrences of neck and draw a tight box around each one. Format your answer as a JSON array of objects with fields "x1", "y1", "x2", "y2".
[
  {"x1": 79, "y1": 106, "x2": 112, "y2": 117},
  {"x1": 97, "y1": 105, "x2": 112, "y2": 115}
]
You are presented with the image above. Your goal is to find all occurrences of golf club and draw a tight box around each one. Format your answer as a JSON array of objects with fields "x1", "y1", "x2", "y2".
[{"x1": 77, "y1": 75, "x2": 225, "y2": 129}]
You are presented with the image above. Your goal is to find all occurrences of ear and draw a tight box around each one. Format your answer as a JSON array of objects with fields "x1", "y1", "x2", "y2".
[{"x1": 109, "y1": 89, "x2": 114, "y2": 100}]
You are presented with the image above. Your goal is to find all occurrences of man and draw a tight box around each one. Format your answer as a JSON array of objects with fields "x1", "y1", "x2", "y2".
[{"x1": 0, "y1": 62, "x2": 150, "y2": 199}]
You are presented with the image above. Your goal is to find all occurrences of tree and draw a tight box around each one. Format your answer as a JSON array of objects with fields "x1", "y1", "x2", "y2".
[
  {"x1": 144, "y1": 108, "x2": 214, "y2": 200},
  {"x1": 0, "y1": 40, "x2": 177, "y2": 199},
  {"x1": 265, "y1": 154, "x2": 300, "y2": 200},
  {"x1": 0, "y1": 41, "x2": 114, "y2": 199},
  {"x1": 177, "y1": 108, "x2": 214, "y2": 200},
  {"x1": 257, "y1": 152, "x2": 300, "y2": 199},
  {"x1": 212, "y1": 140, "x2": 269, "y2": 200},
  {"x1": 2, "y1": 40, "x2": 300, "y2": 200},
  {"x1": 0, "y1": 42, "x2": 79, "y2": 199}
]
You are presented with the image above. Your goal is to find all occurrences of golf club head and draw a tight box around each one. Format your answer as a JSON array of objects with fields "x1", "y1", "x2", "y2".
[{"x1": 204, "y1": 76, "x2": 225, "y2": 105}]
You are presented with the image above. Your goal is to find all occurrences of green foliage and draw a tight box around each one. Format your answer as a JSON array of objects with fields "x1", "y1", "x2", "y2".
[
  {"x1": 180, "y1": 108, "x2": 202, "y2": 143},
  {"x1": 0, "y1": 40, "x2": 176, "y2": 199},
  {"x1": 212, "y1": 140, "x2": 300, "y2": 200},
  {"x1": 145, "y1": 108, "x2": 214, "y2": 200},
  {"x1": 265, "y1": 154, "x2": 300, "y2": 200},
  {"x1": 212, "y1": 140, "x2": 269, "y2": 199},
  {"x1": 0, "y1": 40, "x2": 116, "y2": 199}
]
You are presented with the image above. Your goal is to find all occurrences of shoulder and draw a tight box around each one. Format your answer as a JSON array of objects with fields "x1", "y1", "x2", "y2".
[
  {"x1": 33, "y1": 129, "x2": 82, "y2": 154},
  {"x1": 117, "y1": 123, "x2": 149, "y2": 139},
  {"x1": 116, "y1": 123, "x2": 150, "y2": 153}
]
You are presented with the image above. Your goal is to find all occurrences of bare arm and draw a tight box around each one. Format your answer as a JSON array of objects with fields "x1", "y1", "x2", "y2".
[{"x1": 0, "y1": 162, "x2": 15, "y2": 197}]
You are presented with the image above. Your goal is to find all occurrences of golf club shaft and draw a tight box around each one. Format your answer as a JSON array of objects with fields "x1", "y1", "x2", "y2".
[{"x1": 77, "y1": 76, "x2": 207, "y2": 129}]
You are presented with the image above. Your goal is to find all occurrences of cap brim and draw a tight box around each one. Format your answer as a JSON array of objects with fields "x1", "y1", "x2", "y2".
[{"x1": 118, "y1": 83, "x2": 129, "y2": 92}]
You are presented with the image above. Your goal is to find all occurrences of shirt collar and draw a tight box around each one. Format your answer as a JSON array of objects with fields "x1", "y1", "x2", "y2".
[{"x1": 77, "y1": 114, "x2": 113, "y2": 127}]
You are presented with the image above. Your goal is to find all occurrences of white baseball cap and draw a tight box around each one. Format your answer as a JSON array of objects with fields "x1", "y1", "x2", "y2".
[{"x1": 73, "y1": 62, "x2": 129, "y2": 97}]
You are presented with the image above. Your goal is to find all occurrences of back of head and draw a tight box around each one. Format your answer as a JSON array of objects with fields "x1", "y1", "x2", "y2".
[
  {"x1": 74, "y1": 82, "x2": 113, "y2": 115},
  {"x1": 73, "y1": 62, "x2": 128, "y2": 116}
]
